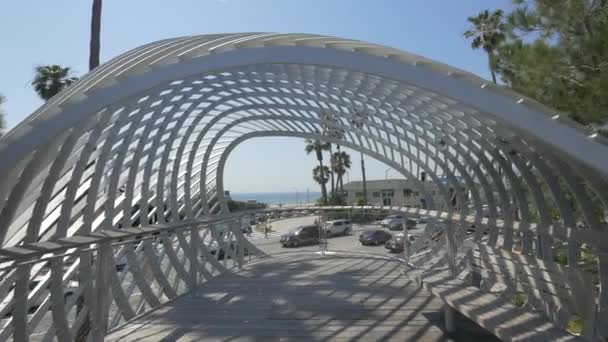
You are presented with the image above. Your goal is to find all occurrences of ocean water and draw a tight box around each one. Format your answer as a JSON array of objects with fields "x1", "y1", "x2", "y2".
[{"x1": 229, "y1": 192, "x2": 321, "y2": 206}]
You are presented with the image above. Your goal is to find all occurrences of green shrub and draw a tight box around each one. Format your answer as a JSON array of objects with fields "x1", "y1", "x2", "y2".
[
  {"x1": 227, "y1": 200, "x2": 267, "y2": 212},
  {"x1": 512, "y1": 292, "x2": 526, "y2": 307},
  {"x1": 553, "y1": 247, "x2": 568, "y2": 266},
  {"x1": 566, "y1": 314, "x2": 582, "y2": 335}
]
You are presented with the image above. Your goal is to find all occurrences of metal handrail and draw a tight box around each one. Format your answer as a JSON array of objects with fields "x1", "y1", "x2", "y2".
[{"x1": 0, "y1": 205, "x2": 468, "y2": 267}]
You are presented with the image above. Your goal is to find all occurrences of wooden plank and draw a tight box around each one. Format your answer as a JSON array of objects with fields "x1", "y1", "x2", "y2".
[{"x1": 106, "y1": 255, "x2": 449, "y2": 341}]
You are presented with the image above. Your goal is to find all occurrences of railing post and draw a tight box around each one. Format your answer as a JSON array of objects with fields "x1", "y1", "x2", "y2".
[
  {"x1": 444, "y1": 305, "x2": 456, "y2": 333},
  {"x1": 189, "y1": 224, "x2": 199, "y2": 292},
  {"x1": 444, "y1": 218, "x2": 458, "y2": 335},
  {"x1": 401, "y1": 218, "x2": 409, "y2": 264},
  {"x1": 91, "y1": 241, "x2": 113, "y2": 342},
  {"x1": 319, "y1": 210, "x2": 327, "y2": 256},
  {"x1": 233, "y1": 217, "x2": 244, "y2": 268},
  {"x1": 597, "y1": 248, "x2": 608, "y2": 339},
  {"x1": 445, "y1": 219, "x2": 457, "y2": 277}
]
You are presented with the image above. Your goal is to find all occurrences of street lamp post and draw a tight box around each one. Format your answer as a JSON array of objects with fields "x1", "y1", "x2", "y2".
[
  {"x1": 293, "y1": 187, "x2": 299, "y2": 206},
  {"x1": 306, "y1": 188, "x2": 309, "y2": 206},
  {"x1": 385, "y1": 168, "x2": 391, "y2": 180}
]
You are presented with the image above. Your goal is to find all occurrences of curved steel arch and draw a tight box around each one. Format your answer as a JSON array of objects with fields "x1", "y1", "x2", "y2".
[{"x1": 0, "y1": 33, "x2": 607, "y2": 340}]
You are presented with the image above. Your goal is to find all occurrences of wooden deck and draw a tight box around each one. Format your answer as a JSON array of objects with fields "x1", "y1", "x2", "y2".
[{"x1": 105, "y1": 253, "x2": 492, "y2": 341}]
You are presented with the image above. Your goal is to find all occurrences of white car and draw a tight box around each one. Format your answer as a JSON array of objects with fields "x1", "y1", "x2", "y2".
[{"x1": 324, "y1": 219, "x2": 352, "y2": 237}]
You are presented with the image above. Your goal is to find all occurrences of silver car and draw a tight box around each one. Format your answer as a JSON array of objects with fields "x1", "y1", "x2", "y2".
[{"x1": 324, "y1": 219, "x2": 352, "y2": 236}]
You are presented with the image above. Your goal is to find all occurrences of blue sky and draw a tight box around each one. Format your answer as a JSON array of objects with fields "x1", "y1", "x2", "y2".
[{"x1": 0, "y1": 0, "x2": 510, "y2": 192}]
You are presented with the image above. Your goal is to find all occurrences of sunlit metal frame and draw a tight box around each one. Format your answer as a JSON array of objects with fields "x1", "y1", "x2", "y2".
[{"x1": 0, "y1": 33, "x2": 606, "y2": 341}]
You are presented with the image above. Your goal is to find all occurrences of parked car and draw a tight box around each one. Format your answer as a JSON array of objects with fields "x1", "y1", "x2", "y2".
[
  {"x1": 280, "y1": 224, "x2": 320, "y2": 247},
  {"x1": 241, "y1": 224, "x2": 253, "y2": 235},
  {"x1": 381, "y1": 215, "x2": 417, "y2": 230},
  {"x1": 384, "y1": 233, "x2": 417, "y2": 253},
  {"x1": 115, "y1": 254, "x2": 128, "y2": 272},
  {"x1": 255, "y1": 214, "x2": 267, "y2": 223},
  {"x1": 324, "y1": 219, "x2": 352, "y2": 236},
  {"x1": 381, "y1": 215, "x2": 403, "y2": 229},
  {"x1": 207, "y1": 241, "x2": 249, "y2": 260},
  {"x1": 406, "y1": 218, "x2": 418, "y2": 229},
  {"x1": 359, "y1": 230, "x2": 392, "y2": 246}
]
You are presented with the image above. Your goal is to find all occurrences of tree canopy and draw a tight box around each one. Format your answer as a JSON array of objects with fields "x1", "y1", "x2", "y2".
[
  {"x1": 32, "y1": 65, "x2": 78, "y2": 101},
  {"x1": 469, "y1": 0, "x2": 608, "y2": 129}
]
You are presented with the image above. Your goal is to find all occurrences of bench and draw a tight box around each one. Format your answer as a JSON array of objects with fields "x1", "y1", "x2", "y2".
[{"x1": 421, "y1": 242, "x2": 597, "y2": 341}]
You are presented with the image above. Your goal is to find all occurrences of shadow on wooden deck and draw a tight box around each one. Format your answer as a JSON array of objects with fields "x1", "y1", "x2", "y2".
[{"x1": 106, "y1": 254, "x2": 498, "y2": 341}]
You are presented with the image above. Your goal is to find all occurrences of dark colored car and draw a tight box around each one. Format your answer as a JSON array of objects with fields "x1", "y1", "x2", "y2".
[
  {"x1": 359, "y1": 230, "x2": 392, "y2": 246},
  {"x1": 385, "y1": 233, "x2": 417, "y2": 253},
  {"x1": 280, "y1": 224, "x2": 320, "y2": 247},
  {"x1": 385, "y1": 233, "x2": 405, "y2": 253},
  {"x1": 241, "y1": 223, "x2": 253, "y2": 234},
  {"x1": 208, "y1": 241, "x2": 249, "y2": 260},
  {"x1": 256, "y1": 214, "x2": 267, "y2": 223}
]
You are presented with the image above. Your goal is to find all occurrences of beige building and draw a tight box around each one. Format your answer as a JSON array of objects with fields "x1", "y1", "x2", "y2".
[{"x1": 343, "y1": 178, "x2": 468, "y2": 210}]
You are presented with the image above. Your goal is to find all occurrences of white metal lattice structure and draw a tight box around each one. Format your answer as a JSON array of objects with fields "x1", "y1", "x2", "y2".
[{"x1": 0, "y1": 33, "x2": 607, "y2": 341}]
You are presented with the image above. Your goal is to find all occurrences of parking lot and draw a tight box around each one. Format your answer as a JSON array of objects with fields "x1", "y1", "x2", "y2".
[{"x1": 248, "y1": 215, "x2": 427, "y2": 258}]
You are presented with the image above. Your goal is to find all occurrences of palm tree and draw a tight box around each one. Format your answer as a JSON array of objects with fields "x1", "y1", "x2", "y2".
[
  {"x1": 331, "y1": 151, "x2": 352, "y2": 193},
  {"x1": 312, "y1": 165, "x2": 330, "y2": 203},
  {"x1": 350, "y1": 110, "x2": 369, "y2": 205},
  {"x1": 76, "y1": 5, "x2": 102, "y2": 340},
  {"x1": 464, "y1": 9, "x2": 506, "y2": 84},
  {"x1": 32, "y1": 65, "x2": 78, "y2": 101},
  {"x1": 320, "y1": 111, "x2": 346, "y2": 196},
  {"x1": 305, "y1": 139, "x2": 330, "y2": 203},
  {"x1": 89, "y1": 0, "x2": 103, "y2": 70},
  {"x1": 0, "y1": 93, "x2": 6, "y2": 135}
]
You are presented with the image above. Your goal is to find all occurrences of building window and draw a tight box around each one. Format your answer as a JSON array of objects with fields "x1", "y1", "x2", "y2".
[
  {"x1": 382, "y1": 189, "x2": 394, "y2": 197},
  {"x1": 403, "y1": 189, "x2": 413, "y2": 197},
  {"x1": 372, "y1": 192, "x2": 380, "y2": 198},
  {"x1": 383, "y1": 198, "x2": 391, "y2": 206}
]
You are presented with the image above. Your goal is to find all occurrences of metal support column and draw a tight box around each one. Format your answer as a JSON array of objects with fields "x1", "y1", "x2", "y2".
[
  {"x1": 597, "y1": 249, "x2": 608, "y2": 339},
  {"x1": 445, "y1": 219, "x2": 457, "y2": 277},
  {"x1": 444, "y1": 305, "x2": 456, "y2": 333},
  {"x1": 402, "y1": 217, "x2": 410, "y2": 264},
  {"x1": 91, "y1": 241, "x2": 114, "y2": 342},
  {"x1": 189, "y1": 225, "x2": 199, "y2": 292},
  {"x1": 319, "y1": 210, "x2": 327, "y2": 256},
  {"x1": 444, "y1": 218, "x2": 458, "y2": 335}
]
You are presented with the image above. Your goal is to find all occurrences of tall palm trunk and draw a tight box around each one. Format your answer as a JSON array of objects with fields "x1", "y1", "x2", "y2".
[
  {"x1": 488, "y1": 53, "x2": 497, "y2": 84},
  {"x1": 316, "y1": 149, "x2": 328, "y2": 203},
  {"x1": 360, "y1": 151, "x2": 367, "y2": 204},
  {"x1": 89, "y1": 0, "x2": 102, "y2": 70},
  {"x1": 336, "y1": 145, "x2": 344, "y2": 192},
  {"x1": 78, "y1": 3, "x2": 103, "y2": 341}
]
